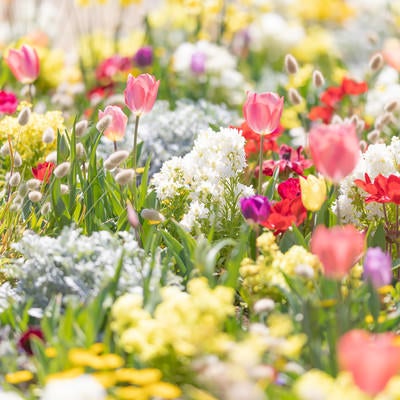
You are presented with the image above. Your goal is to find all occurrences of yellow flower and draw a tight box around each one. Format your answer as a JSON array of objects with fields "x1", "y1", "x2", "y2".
[
  {"x1": 91, "y1": 371, "x2": 117, "y2": 388},
  {"x1": 115, "y1": 368, "x2": 162, "y2": 385},
  {"x1": 145, "y1": 382, "x2": 182, "y2": 399},
  {"x1": 299, "y1": 175, "x2": 327, "y2": 212},
  {"x1": 294, "y1": 369, "x2": 334, "y2": 400},
  {"x1": 115, "y1": 386, "x2": 148, "y2": 400},
  {"x1": 45, "y1": 347, "x2": 57, "y2": 358},
  {"x1": 5, "y1": 370, "x2": 34, "y2": 384},
  {"x1": 268, "y1": 314, "x2": 293, "y2": 337},
  {"x1": 46, "y1": 368, "x2": 85, "y2": 382}
]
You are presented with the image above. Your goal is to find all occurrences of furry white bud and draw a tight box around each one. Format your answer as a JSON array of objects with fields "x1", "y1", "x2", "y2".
[
  {"x1": 115, "y1": 169, "x2": 135, "y2": 185},
  {"x1": 76, "y1": 143, "x2": 86, "y2": 160},
  {"x1": 27, "y1": 178, "x2": 41, "y2": 190},
  {"x1": 75, "y1": 120, "x2": 89, "y2": 137},
  {"x1": 384, "y1": 100, "x2": 399, "y2": 113},
  {"x1": 13, "y1": 152, "x2": 22, "y2": 168},
  {"x1": 18, "y1": 182, "x2": 28, "y2": 197},
  {"x1": 60, "y1": 184, "x2": 70, "y2": 194},
  {"x1": 288, "y1": 88, "x2": 303, "y2": 105},
  {"x1": 96, "y1": 115, "x2": 112, "y2": 132},
  {"x1": 28, "y1": 190, "x2": 42, "y2": 202},
  {"x1": 17, "y1": 107, "x2": 31, "y2": 126},
  {"x1": 367, "y1": 129, "x2": 380, "y2": 143},
  {"x1": 53, "y1": 162, "x2": 71, "y2": 178},
  {"x1": 106, "y1": 150, "x2": 129, "y2": 168},
  {"x1": 40, "y1": 202, "x2": 51, "y2": 215},
  {"x1": 284, "y1": 54, "x2": 299, "y2": 74},
  {"x1": 0, "y1": 143, "x2": 10, "y2": 157},
  {"x1": 369, "y1": 53, "x2": 384, "y2": 72},
  {"x1": 9, "y1": 172, "x2": 21, "y2": 187},
  {"x1": 253, "y1": 298, "x2": 275, "y2": 314},
  {"x1": 42, "y1": 127, "x2": 55, "y2": 144},
  {"x1": 140, "y1": 208, "x2": 165, "y2": 223},
  {"x1": 312, "y1": 70, "x2": 325, "y2": 88}
]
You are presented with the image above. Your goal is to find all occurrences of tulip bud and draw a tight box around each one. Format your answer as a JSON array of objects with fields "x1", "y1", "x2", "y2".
[
  {"x1": 312, "y1": 70, "x2": 325, "y2": 88},
  {"x1": 13, "y1": 152, "x2": 22, "y2": 167},
  {"x1": 53, "y1": 162, "x2": 71, "y2": 178},
  {"x1": 75, "y1": 120, "x2": 88, "y2": 137},
  {"x1": 60, "y1": 184, "x2": 70, "y2": 194},
  {"x1": 0, "y1": 143, "x2": 10, "y2": 157},
  {"x1": 46, "y1": 151, "x2": 57, "y2": 163},
  {"x1": 384, "y1": 100, "x2": 399, "y2": 113},
  {"x1": 240, "y1": 195, "x2": 271, "y2": 224},
  {"x1": 253, "y1": 298, "x2": 275, "y2": 314},
  {"x1": 28, "y1": 190, "x2": 42, "y2": 202},
  {"x1": 76, "y1": 143, "x2": 86, "y2": 160},
  {"x1": 141, "y1": 208, "x2": 165, "y2": 223},
  {"x1": 367, "y1": 129, "x2": 380, "y2": 143},
  {"x1": 96, "y1": 115, "x2": 112, "y2": 132},
  {"x1": 27, "y1": 178, "x2": 41, "y2": 190},
  {"x1": 115, "y1": 169, "x2": 135, "y2": 185},
  {"x1": 369, "y1": 53, "x2": 384, "y2": 72},
  {"x1": 284, "y1": 54, "x2": 299, "y2": 74},
  {"x1": 106, "y1": 150, "x2": 130, "y2": 167},
  {"x1": 288, "y1": 88, "x2": 303, "y2": 105},
  {"x1": 299, "y1": 175, "x2": 326, "y2": 212},
  {"x1": 9, "y1": 172, "x2": 21, "y2": 187},
  {"x1": 42, "y1": 127, "x2": 55, "y2": 144},
  {"x1": 17, "y1": 107, "x2": 31, "y2": 126}
]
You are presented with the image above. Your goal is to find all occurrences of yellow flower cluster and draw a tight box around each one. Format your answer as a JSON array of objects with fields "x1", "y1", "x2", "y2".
[
  {"x1": 240, "y1": 232, "x2": 321, "y2": 305},
  {"x1": 112, "y1": 278, "x2": 235, "y2": 361},
  {"x1": 0, "y1": 108, "x2": 64, "y2": 166},
  {"x1": 76, "y1": 0, "x2": 141, "y2": 6}
]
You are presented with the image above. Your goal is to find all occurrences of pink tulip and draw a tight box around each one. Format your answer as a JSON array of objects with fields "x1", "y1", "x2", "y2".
[
  {"x1": 124, "y1": 73, "x2": 160, "y2": 116},
  {"x1": 308, "y1": 123, "x2": 360, "y2": 183},
  {"x1": 5, "y1": 44, "x2": 40, "y2": 84},
  {"x1": 98, "y1": 105, "x2": 128, "y2": 142},
  {"x1": 338, "y1": 330, "x2": 400, "y2": 395},
  {"x1": 243, "y1": 91, "x2": 284, "y2": 135},
  {"x1": 310, "y1": 224, "x2": 365, "y2": 279}
]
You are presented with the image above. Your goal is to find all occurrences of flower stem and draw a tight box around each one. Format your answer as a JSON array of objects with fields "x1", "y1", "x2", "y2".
[
  {"x1": 335, "y1": 184, "x2": 341, "y2": 225},
  {"x1": 132, "y1": 115, "x2": 140, "y2": 172},
  {"x1": 258, "y1": 134, "x2": 265, "y2": 194}
]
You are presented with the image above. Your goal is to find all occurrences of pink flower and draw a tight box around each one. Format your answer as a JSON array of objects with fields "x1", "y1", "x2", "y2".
[
  {"x1": 124, "y1": 73, "x2": 160, "y2": 116},
  {"x1": 5, "y1": 44, "x2": 40, "y2": 84},
  {"x1": 98, "y1": 105, "x2": 128, "y2": 142},
  {"x1": 310, "y1": 225, "x2": 365, "y2": 279},
  {"x1": 243, "y1": 91, "x2": 284, "y2": 135},
  {"x1": 0, "y1": 90, "x2": 18, "y2": 114},
  {"x1": 338, "y1": 330, "x2": 400, "y2": 395},
  {"x1": 308, "y1": 123, "x2": 360, "y2": 183}
]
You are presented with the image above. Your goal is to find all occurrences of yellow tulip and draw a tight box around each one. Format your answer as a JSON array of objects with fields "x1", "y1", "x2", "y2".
[{"x1": 299, "y1": 175, "x2": 326, "y2": 212}]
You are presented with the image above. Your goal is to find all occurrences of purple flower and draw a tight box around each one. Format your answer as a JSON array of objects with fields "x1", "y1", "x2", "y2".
[
  {"x1": 240, "y1": 195, "x2": 271, "y2": 225},
  {"x1": 363, "y1": 247, "x2": 392, "y2": 288},
  {"x1": 190, "y1": 51, "x2": 206, "y2": 74},
  {"x1": 133, "y1": 46, "x2": 153, "y2": 67}
]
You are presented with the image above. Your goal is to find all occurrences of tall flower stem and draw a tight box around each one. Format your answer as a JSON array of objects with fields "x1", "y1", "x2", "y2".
[
  {"x1": 258, "y1": 134, "x2": 265, "y2": 194},
  {"x1": 335, "y1": 184, "x2": 341, "y2": 225},
  {"x1": 132, "y1": 115, "x2": 140, "y2": 172}
]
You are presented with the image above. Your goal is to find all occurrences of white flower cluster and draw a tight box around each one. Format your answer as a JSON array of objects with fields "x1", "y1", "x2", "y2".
[
  {"x1": 336, "y1": 137, "x2": 400, "y2": 225},
  {"x1": 172, "y1": 41, "x2": 249, "y2": 105},
  {"x1": 1, "y1": 226, "x2": 174, "y2": 312},
  {"x1": 152, "y1": 127, "x2": 253, "y2": 232},
  {"x1": 97, "y1": 100, "x2": 239, "y2": 175}
]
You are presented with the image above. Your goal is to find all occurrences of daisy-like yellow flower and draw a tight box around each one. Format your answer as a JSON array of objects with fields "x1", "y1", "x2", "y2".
[{"x1": 5, "y1": 370, "x2": 34, "y2": 384}]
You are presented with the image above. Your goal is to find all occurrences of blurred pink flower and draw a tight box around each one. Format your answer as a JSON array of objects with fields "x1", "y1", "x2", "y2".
[
  {"x1": 98, "y1": 105, "x2": 128, "y2": 142},
  {"x1": 0, "y1": 90, "x2": 18, "y2": 114},
  {"x1": 243, "y1": 91, "x2": 284, "y2": 135},
  {"x1": 311, "y1": 224, "x2": 365, "y2": 279},
  {"x1": 338, "y1": 329, "x2": 400, "y2": 395},
  {"x1": 308, "y1": 123, "x2": 359, "y2": 183},
  {"x1": 124, "y1": 73, "x2": 160, "y2": 116},
  {"x1": 5, "y1": 44, "x2": 40, "y2": 84}
]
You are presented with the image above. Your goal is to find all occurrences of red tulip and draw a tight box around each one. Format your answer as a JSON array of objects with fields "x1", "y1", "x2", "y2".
[
  {"x1": 98, "y1": 105, "x2": 128, "y2": 142},
  {"x1": 341, "y1": 77, "x2": 368, "y2": 95},
  {"x1": 308, "y1": 123, "x2": 360, "y2": 183},
  {"x1": 32, "y1": 162, "x2": 55, "y2": 183},
  {"x1": 338, "y1": 330, "x2": 400, "y2": 395},
  {"x1": 124, "y1": 73, "x2": 160, "y2": 116},
  {"x1": 5, "y1": 44, "x2": 40, "y2": 84},
  {"x1": 18, "y1": 326, "x2": 45, "y2": 355},
  {"x1": 243, "y1": 91, "x2": 284, "y2": 135},
  {"x1": 311, "y1": 225, "x2": 365, "y2": 279},
  {"x1": 354, "y1": 173, "x2": 400, "y2": 204}
]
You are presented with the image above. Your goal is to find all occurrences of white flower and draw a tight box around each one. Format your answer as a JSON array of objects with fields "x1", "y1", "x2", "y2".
[
  {"x1": 0, "y1": 391, "x2": 24, "y2": 400},
  {"x1": 41, "y1": 375, "x2": 106, "y2": 400}
]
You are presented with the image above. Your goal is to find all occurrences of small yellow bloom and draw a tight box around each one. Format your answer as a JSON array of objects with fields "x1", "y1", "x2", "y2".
[
  {"x1": 46, "y1": 368, "x2": 85, "y2": 382},
  {"x1": 90, "y1": 343, "x2": 105, "y2": 355},
  {"x1": 45, "y1": 347, "x2": 57, "y2": 358},
  {"x1": 145, "y1": 382, "x2": 182, "y2": 399},
  {"x1": 300, "y1": 175, "x2": 327, "y2": 212},
  {"x1": 91, "y1": 371, "x2": 117, "y2": 388},
  {"x1": 115, "y1": 386, "x2": 148, "y2": 400},
  {"x1": 97, "y1": 354, "x2": 124, "y2": 369},
  {"x1": 5, "y1": 370, "x2": 34, "y2": 384},
  {"x1": 115, "y1": 368, "x2": 162, "y2": 385}
]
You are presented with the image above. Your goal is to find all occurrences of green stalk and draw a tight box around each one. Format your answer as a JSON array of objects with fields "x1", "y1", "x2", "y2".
[
  {"x1": 258, "y1": 134, "x2": 265, "y2": 194},
  {"x1": 132, "y1": 115, "x2": 140, "y2": 172}
]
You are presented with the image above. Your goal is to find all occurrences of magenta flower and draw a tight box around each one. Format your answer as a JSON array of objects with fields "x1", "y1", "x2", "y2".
[
  {"x1": 0, "y1": 90, "x2": 18, "y2": 114},
  {"x1": 133, "y1": 46, "x2": 153, "y2": 67},
  {"x1": 240, "y1": 195, "x2": 271, "y2": 225},
  {"x1": 18, "y1": 327, "x2": 44, "y2": 355},
  {"x1": 363, "y1": 247, "x2": 392, "y2": 288}
]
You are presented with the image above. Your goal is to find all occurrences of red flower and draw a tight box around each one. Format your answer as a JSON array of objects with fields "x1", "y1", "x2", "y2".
[
  {"x1": 262, "y1": 197, "x2": 306, "y2": 235},
  {"x1": 95, "y1": 55, "x2": 132, "y2": 84},
  {"x1": 0, "y1": 90, "x2": 18, "y2": 114},
  {"x1": 32, "y1": 161, "x2": 55, "y2": 183},
  {"x1": 18, "y1": 327, "x2": 44, "y2": 355},
  {"x1": 354, "y1": 173, "x2": 400, "y2": 204},
  {"x1": 261, "y1": 145, "x2": 312, "y2": 177},
  {"x1": 308, "y1": 105, "x2": 334, "y2": 123},
  {"x1": 231, "y1": 121, "x2": 280, "y2": 157},
  {"x1": 277, "y1": 177, "x2": 301, "y2": 200},
  {"x1": 321, "y1": 86, "x2": 344, "y2": 107},
  {"x1": 341, "y1": 77, "x2": 368, "y2": 95},
  {"x1": 87, "y1": 84, "x2": 115, "y2": 103}
]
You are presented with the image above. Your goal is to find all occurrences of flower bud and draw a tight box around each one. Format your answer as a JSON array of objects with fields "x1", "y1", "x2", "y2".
[
  {"x1": 42, "y1": 127, "x2": 55, "y2": 144},
  {"x1": 18, "y1": 182, "x2": 28, "y2": 197},
  {"x1": 13, "y1": 152, "x2": 22, "y2": 167},
  {"x1": 40, "y1": 202, "x2": 51, "y2": 215},
  {"x1": 115, "y1": 169, "x2": 135, "y2": 185},
  {"x1": 75, "y1": 120, "x2": 88, "y2": 137},
  {"x1": 9, "y1": 172, "x2": 21, "y2": 187},
  {"x1": 9, "y1": 202, "x2": 21, "y2": 212},
  {"x1": 356, "y1": 119, "x2": 365, "y2": 135},
  {"x1": 104, "y1": 159, "x2": 116, "y2": 171},
  {"x1": 384, "y1": 100, "x2": 399, "y2": 113},
  {"x1": 27, "y1": 178, "x2": 41, "y2": 190},
  {"x1": 13, "y1": 195, "x2": 23, "y2": 206},
  {"x1": 294, "y1": 263, "x2": 315, "y2": 279},
  {"x1": 312, "y1": 70, "x2": 325, "y2": 88},
  {"x1": 96, "y1": 115, "x2": 112, "y2": 132},
  {"x1": 28, "y1": 190, "x2": 42, "y2": 202},
  {"x1": 253, "y1": 298, "x2": 275, "y2": 314},
  {"x1": 360, "y1": 140, "x2": 368, "y2": 152},
  {"x1": 60, "y1": 184, "x2": 70, "y2": 194},
  {"x1": 127, "y1": 202, "x2": 140, "y2": 229},
  {"x1": 375, "y1": 112, "x2": 392, "y2": 129},
  {"x1": 45, "y1": 151, "x2": 57, "y2": 163},
  {"x1": 369, "y1": 52, "x2": 384, "y2": 72},
  {"x1": 106, "y1": 150, "x2": 129, "y2": 168},
  {"x1": 367, "y1": 129, "x2": 380, "y2": 143},
  {"x1": 53, "y1": 162, "x2": 71, "y2": 178},
  {"x1": 17, "y1": 107, "x2": 31, "y2": 126},
  {"x1": 0, "y1": 143, "x2": 10, "y2": 156},
  {"x1": 299, "y1": 175, "x2": 326, "y2": 212},
  {"x1": 141, "y1": 208, "x2": 165, "y2": 223},
  {"x1": 284, "y1": 54, "x2": 298, "y2": 74},
  {"x1": 76, "y1": 143, "x2": 86, "y2": 160},
  {"x1": 288, "y1": 88, "x2": 303, "y2": 105}
]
